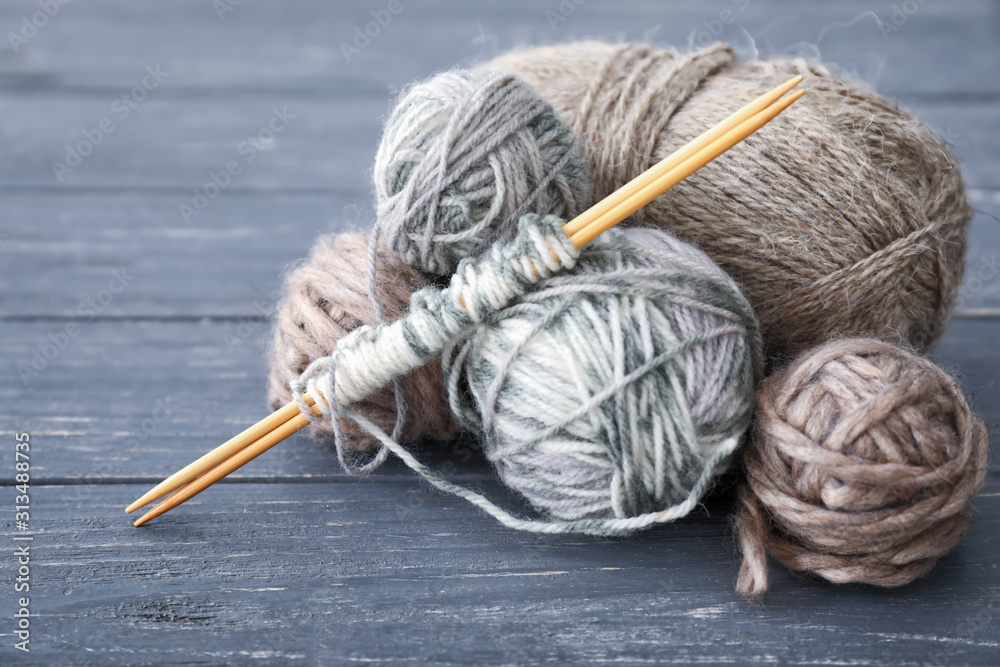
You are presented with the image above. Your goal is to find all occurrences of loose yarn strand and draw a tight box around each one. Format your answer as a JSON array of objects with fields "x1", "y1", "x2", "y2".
[
  {"x1": 347, "y1": 408, "x2": 739, "y2": 536},
  {"x1": 291, "y1": 214, "x2": 759, "y2": 533},
  {"x1": 359, "y1": 222, "x2": 403, "y2": 472}
]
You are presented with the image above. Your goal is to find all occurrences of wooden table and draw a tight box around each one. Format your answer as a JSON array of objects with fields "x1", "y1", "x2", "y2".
[{"x1": 1, "y1": 1, "x2": 998, "y2": 664}]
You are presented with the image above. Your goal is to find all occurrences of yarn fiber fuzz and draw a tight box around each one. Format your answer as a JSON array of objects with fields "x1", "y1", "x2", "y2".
[
  {"x1": 373, "y1": 68, "x2": 591, "y2": 277},
  {"x1": 489, "y1": 42, "x2": 972, "y2": 362},
  {"x1": 446, "y1": 226, "x2": 763, "y2": 526},
  {"x1": 268, "y1": 231, "x2": 458, "y2": 451},
  {"x1": 736, "y1": 338, "x2": 988, "y2": 596},
  {"x1": 269, "y1": 67, "x2": 591, "y2": 453}
]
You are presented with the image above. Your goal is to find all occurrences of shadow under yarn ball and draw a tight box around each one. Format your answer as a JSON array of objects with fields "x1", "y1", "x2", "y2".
[
  {"x1": 736, "y1": 338, "x2": 988, "y2": 596},
  {"x1": 373, "y1": 68, "x2": 591, "y2": 276},
  {"x1": 268, "y1": 231, "x2": 459, "y2": 451},
  {"x1": 489, "y1": 42, "x2": 972, "y2": 362},
  {"x1": 445, "y1": 226, "x2": 763, "y2": 524}
]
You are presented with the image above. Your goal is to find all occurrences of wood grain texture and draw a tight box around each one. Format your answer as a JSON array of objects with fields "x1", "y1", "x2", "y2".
[
  {"x1": 0, "y1": 480, "x2": 998, "y2": 665},
  {"x1": 1, "y1": 0, "x2": 997, "y2": 96},
  {"x1": 2, "y1": 318, "x2": 998, "y2": 481},
  {"x1": 1, "y1": 1, "x2": 999, "y2": 664},
  {"x1": 0, "y1": 193, "x2": 997, "y2": 317},
  {"x1": 0, "y1": 96, "x2": 995, "y2": 190}
]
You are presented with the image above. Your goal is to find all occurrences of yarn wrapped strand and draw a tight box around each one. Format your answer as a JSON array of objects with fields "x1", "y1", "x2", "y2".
[
  {"x1": 294, "y1": 214, "x2": 762, "y2": 535},
  {"x1": 267, "y1": 232, "x2": 459, "y2": 454},
  {"x1": 293, "y1": 213, "x2": 580, "y2": 457},
  {"x1": 372, "y1": 68, "x2": 591, "y2": 277},
  {"x1": 270, "y1": 68, "x2": 589, "y2": 459},
  {"x1": 736, "y1": 339, "x2": 989, "y2": 597},
  {"x1": 489, "y1": 42, "x2": 972, "y2": 362}
]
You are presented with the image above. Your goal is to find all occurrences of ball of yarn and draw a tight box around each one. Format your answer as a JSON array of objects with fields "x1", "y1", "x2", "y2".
[
  {"x1": 736, "y1": 338, "x2": 989, "y2": 596},
  {"x1": 445, "y1": 226, "x2": 762, "y2": 525},
  {"x1": 268, "y1": 232, "x2": 458, "y2": 451},
  {"x1": 373, "y1": 68, "x2": 591, "y2": 276},
  {"x1": 489, "y1": 42, "x2": 972, "y2": 361}
]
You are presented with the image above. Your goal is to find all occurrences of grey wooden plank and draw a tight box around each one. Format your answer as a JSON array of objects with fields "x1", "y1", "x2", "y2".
[
  {"x1": 0, "y1": 479, "x2": 997, "y2": 666},
  {"x1": 0, "y1": 317, "x2": 353, "y2": 482},
  {"x1": 0, "y1": 316, "x2": 487, "y2": 483},
  {"x1": 1, "y1": 93, "x2": 997, "y2": 190},
  {"x1": 0, "y1": 94, "x2": 381, "y2": 191},
  {"x1": 0, "y1": 0, "x2": 996, "y2": 97},
  {"x1": 0, "y1": 191, "x2": 360, "y2": 318},
  {"x1": 2, "y1": 316, "x2": 998, "y2": 482},
  {"x1": 2, "y1": 192, "x2": 999, "y2": 318},
  {"x1": 1, "y1": 2, "x2": 997, "y2": 664}
]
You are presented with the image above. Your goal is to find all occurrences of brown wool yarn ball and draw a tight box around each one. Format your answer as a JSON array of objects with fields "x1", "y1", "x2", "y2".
[
  {"x1": 267, "y1": 232, "x2": 459, "y2": 451},
  {"x1": 488, "y1": 42, "x2": 972, "y2": 362},
  {"x1": 735, "y1": 338, "x2": 989, "y2": 596}
]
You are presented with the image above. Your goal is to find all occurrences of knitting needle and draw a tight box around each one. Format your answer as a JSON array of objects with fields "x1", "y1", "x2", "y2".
[
  {"x1": 125, "y1": 394, "x2": 314, "y2": 514},
  {"x1": 129, "y1": 82, "x2": 803, "y2": 525},
  {"x1": 129, "y1": 86, "x2": 803, "y2": 525},
  {"x1": 130, "y1": 88, "x2": 803, "y2": 525},
  {"x1": 132, "y1": 406, "x2": 320, "y2": 527},
  {"x1": 570, "y1": 87, "x2": 804, "y2": 247},
  {"x1": 561, "y1": 74, "x2": 803, "y2": 237}
]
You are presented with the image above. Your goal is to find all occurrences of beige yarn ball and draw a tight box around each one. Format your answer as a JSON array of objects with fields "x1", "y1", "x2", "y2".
[
  {"x1": 736, "y1": 338, "x2": 988, "y2": 596},
  {"x1": 267, "y1": 232, "x2": 459, "y2": 451},
  {"x1": 489, "y1": 42, "x2": 972, "y2": 362}
]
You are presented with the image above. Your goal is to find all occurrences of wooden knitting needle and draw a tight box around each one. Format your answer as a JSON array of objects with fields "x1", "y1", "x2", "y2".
[
  {"x1": 132, "y1": 406, "x2": 319, "y2": 526},
  {"x1": 569, "y1": 87, "x2": 804, "y2": 247},
  {"x1": 129, "y1": 81, "x2": 804, "y2": 526},
  {"x1": 125, "y1": 394, "x2": 315, "y2": 514},
  {"x1": 561, "y1": 74, "x2": 803, "y2": 237}
]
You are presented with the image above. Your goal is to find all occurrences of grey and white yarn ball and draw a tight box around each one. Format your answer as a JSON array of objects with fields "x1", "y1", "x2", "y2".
[
  {"x1": 444, "y1": 226, "x2": 762, "y2": 527},
  {"x1": 373, "y1": 68, "x2": 591, "y2": 276}
]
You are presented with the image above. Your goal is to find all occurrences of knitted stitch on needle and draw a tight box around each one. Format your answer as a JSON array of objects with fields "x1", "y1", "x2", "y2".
[
  {"x1": 291, "y1": 213, "x2": 578, "y2": 471},
  {"x1": 291, "y1": 214, "x2": 761, "y2": 536}
]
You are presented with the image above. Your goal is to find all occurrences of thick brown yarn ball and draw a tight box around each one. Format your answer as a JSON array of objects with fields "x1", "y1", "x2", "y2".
[
  {"x1": 735, "y1": 338, "x2": 988, "y2": 596},
  {"x1": 267, "y1": 232, "x2": 459, "y2": 451},
  {"x1": 489, "y1": 42, "x2": 972, "y2": 362}
]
